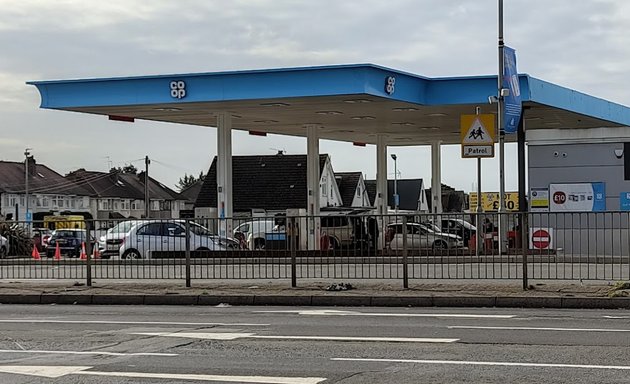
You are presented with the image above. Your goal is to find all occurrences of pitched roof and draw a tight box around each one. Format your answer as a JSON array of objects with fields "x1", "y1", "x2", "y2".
[
  {"x1": 0, "y1": 159, "x2": 91, "y2": 196},
  {"x1": 196, "y1": 154, "x2": 328, "y2": 211},
  {"x1": 65, "y1": 169, "x2": 181, "y2": 200},
  {"x1": 179, "y1": 180, "x2": 204, "y2": 202},
  {"x1": 364, "y1": 178, "x2": 425, "y2": 211},
  {"x1": 334, "y1": 172, "x2": 362, "y2": 207}
]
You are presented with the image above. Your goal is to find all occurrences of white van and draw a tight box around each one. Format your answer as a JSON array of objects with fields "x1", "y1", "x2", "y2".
[{"x1": 233, "y1": 219, "x2": 277, "y2": 250}]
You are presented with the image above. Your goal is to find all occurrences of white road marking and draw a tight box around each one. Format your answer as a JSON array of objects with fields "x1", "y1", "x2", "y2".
[
  {"x1": 332, "y1": 357, "x2": 630, "y2": 371},
  {"x1": 255, "y1": 309, "x2": 515, "y2": 319},
  {"x1": 603, "y1": 315, "x2": 630, "y2": 319},
  {"x1": 0, "y1": 319, "x2": 268, "y2": 326},
  {"x1": 134, "y1": 332, "x2": 459, "y2": 343},
  {"x1": 448, "y1": 325, "x2": 630, "y2": 332},
  {"x1": 0, "y1": 349, "x2": 177, "y2": 357},
  {"x1": 0, "y1": 365, "x2": 326, "y2": 383}
]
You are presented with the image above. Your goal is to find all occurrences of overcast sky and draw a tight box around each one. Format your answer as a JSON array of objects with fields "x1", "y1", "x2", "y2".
[{"x1": 1, "y1": 0, "x2": 629, "y2": 193}]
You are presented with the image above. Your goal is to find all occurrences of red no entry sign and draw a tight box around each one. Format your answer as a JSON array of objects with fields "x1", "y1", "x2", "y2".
[{"x1": 532, "y1": 229, "x2": 551, "y2": 249}]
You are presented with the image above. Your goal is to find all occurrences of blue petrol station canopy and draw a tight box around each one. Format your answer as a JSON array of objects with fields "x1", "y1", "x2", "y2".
[{"x1": 28, "y1": 64, "x2": 630, "y2": 146}]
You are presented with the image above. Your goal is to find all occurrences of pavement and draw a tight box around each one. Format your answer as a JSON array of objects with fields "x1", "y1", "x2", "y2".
[{"x1": 1, "y1": 279, "x2": 630, "y2": 309}]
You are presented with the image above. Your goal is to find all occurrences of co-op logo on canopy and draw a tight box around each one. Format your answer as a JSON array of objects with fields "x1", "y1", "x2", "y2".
[{"x1": 170, "y1": 80, "x2": 186, "y2": 99}]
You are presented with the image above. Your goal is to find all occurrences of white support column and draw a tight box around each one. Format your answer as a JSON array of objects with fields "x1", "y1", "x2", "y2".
[
  {"x1": 431, "y1": 140, "x2": 443, "y2": 214},
  {"x1": 306, "y1": 124, "x2": 320, "y2": 250},
  {"x1": 376, "y1": 134, "x2": 388, "y2": 249},
  {"x1": 216, "y1": 112, "x2": 233, "y2": 238}
]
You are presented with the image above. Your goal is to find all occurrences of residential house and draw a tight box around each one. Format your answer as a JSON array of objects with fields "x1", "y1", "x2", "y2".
[
  {"x1": 425, "y1": 184, "x2": 466, "y2": 212},
  {"x1": 0, "y1": 157, "x2": 92, "y2": 222},
  {"x1": 179, "y1": 180, "x2": 203, "y2": 218},
  {"x1": 365, "y1": 178, "x2": 429, "y2": 212},
  {"x1": 65, "y1": 169, "x2": 185, "y2": 219},
  {"x1": 195, "y1": 153, "x2": 343, "y2": 217},
  {"x1": 334, "y1": 172, "x2": 371, "y2": 208}
]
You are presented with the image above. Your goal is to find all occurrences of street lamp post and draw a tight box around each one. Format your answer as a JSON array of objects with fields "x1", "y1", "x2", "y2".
[
  {"x1": 24, "y1": 148, "x2": 31, "y2": 223},
  {"x1": 391, "y1": 154, "x2": 398, "y2": 214}
]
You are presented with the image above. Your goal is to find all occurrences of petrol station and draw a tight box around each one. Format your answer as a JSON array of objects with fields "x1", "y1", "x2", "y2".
[{"x1": 28, "y1": 63, "x2": 630, "y2": 249}]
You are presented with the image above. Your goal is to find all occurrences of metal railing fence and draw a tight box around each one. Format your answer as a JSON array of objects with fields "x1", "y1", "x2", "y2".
[{"x1": 1, "y1": 211, "x2": 628, "y2": 287}]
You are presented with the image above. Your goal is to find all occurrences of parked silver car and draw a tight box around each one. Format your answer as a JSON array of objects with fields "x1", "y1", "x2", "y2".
[
  {"x1": 100, "y1": 220, "x2": 227, "y2": 259},
  {"x1": 386, "y1": 222, "x2": 463, "y2": 251}
]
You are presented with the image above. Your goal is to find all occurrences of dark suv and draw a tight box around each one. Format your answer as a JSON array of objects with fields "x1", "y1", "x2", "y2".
[{"x1": 46, "y1": 229, "x2": 94, "y2": 258}]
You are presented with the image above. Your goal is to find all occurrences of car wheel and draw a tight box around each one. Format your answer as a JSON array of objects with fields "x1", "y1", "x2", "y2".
[
  {"x1": 432, "y1": 240, "x2": 448, "y2": 252},
  {"x1": 122, "y1": 249, "x2": 142, "y2": 260},
  {"x1": 253, "y1": 238, "x2": 265, "y2": 250},
  {"x1": 0, "y1": 246, "x2": 6, "y2": 259}
]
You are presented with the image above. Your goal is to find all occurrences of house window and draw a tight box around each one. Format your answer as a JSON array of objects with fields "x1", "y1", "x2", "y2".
[
  {"x1": 113, "y1": 200, "x2": 119, "y2": 210},
  {"x1": 131, "y1": 201, "x2": 139, "y2": 210},
  {"x1": 357, "y1": 186, "x2": 361, "y2": 197},
  {"x1": 321, "y1": 177, "x2": 327, "y2": 197},
  {"x1": 9, "y1": 195, "x2": 16, "y2": 207},
  {"x1": 20, "y1": 196, "x2": 24, "y2": 206}
]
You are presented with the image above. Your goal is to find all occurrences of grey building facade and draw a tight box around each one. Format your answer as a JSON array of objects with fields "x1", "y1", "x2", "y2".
[{"x1": 528, "y1": 128, "x2": 630, "y2": 256}]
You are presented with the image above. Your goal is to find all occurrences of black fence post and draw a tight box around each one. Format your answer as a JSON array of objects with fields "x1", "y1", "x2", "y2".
[
  {"x1": 521, "y1": 212, "x2": 529, "y2": 290},
  {"x1": 289, "y1": 216, "x2": 297, "y2": 288},
  {"x1": 185, "y1": 219, "x2": 191, "y2": 288},
  {"x1": 85, "y1": 220, "x2": 92, "y2": 287},
  {"x1": 402, "y1": 216, "x2": 408, "y2": 289}
]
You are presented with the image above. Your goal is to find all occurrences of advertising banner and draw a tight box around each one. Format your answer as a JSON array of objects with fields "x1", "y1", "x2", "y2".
[
  {"x1": 549, "y1": 183, "x2": 606, "y2": 212},
  {"x1": 469, "y1": 192, "x2": 519, "y2": 212},
  {"x1": 503, "y1": 46, "x2": 522, "y2": 134}
]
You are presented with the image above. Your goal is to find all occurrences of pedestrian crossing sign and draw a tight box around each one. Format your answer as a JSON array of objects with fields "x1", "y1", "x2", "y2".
[{"x1": 461, "y1": 114, "x2": 495, "y2": 158}]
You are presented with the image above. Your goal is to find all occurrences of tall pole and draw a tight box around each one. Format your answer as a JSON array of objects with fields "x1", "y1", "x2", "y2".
[
  {"x1": 476, "y1": 108, "x2": 482, "y2": 257},
  {"x1": 24, "y1": 148, "x2": 31, "y2": 222},
  {"x1": 391, "y1": 154, "x2": 398, "y2": 214},
  {"x1": 497, "y1": 0, "x2": 507, "y2": 254},
  {"x1": 144, "y1": 155, "x2": 150, "y2": 219}
]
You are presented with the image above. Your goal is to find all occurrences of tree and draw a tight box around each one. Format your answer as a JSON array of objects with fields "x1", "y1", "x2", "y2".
[
  {"x1": 109, "y1": 164, "x2": 138, "y2": 174},
  {"x1": 177, "y1": 171, "x2": 205, "y2": 192}
]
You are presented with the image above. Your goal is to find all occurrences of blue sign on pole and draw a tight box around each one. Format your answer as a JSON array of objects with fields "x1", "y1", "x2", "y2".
[
  {"x1": 503, "y1": 46, "x2": 522, "y2": 134},
  {"x1": 621, "y1": 192, "x2": 630, "y2": 211},
  {"x1": 25, "y1": 211, "x2": 32, "y2": 223}
]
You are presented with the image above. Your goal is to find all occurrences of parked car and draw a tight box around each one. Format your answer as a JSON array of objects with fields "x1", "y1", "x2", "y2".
[
  {"x1": 386, "y1": 222, "x2": 463, "y2": 251},
  {"x1": 429, "y1": 218, "x2": 477, "y2": 245},
  {"x1": 233, "y1": 219, "x2": 278, "y2": 250},
  {"x1": 100, "y1": 220, "x2": 227, "y2": 259},
  {"x1": 46, "y1": 229, "x2": 95, "y2": 258},
  {"x1": 320, "y1": 214, "x2": 369, "y2": 249},
  {"x1": 0, "y1": 235, "x2": 8, "y2": 258}
]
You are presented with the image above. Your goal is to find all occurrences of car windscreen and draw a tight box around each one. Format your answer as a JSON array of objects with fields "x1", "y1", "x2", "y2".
[
  {"x1": 108, "y1": 221, "x2": 138, "y2": 234},
  {"x1": 189, "y1": 222, "x2": 212, "y2": 236},
  {"x1": 52, "y1": 230, "x2": 85, "y2": 239}
]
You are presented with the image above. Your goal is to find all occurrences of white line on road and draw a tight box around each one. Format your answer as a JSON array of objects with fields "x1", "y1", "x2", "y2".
[
  {"x1": 0, "y1": 365, "x2": 326, "y2": 383},
  {"x1": 448, "y1": 325, "x2": 630, "y2": 332},
  {"x1": 0, "y1": 349, "x2": 177, "y2": 357},
  {"x1": 603, "y1": 315, "x2": 630, "y2": 319},
  {"x1": 134, "y1": 332, "x2": 459, "y2": 343},
  {"x1": 0, "y1": 319, "x2": 268, "y2": 326},
  {"x1": 255, "y1": 309, "x2": 516, "y2": 318},
  {"x1": 332, "y1": 357, "x2": 630, "y2": 371}
]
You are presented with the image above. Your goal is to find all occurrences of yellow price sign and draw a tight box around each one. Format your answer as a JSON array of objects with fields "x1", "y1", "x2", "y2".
[{"x1": 469, "y1": 192, "x2": 519, "y2": 212}]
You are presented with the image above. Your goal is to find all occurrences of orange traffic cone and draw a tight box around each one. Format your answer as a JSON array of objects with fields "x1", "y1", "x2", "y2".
[
  {"x1": 92, "y1": 244, "x2": 100, "y2": 259},
  {"x1": 79, "y1": 242, "x2": 88, "y2": 260},
  {"x1": 54, "y1": 242, "x2": 62, "y2": 261},
  {"x1": 31, "y1": 246, "x2": 41, "y2": 260}
]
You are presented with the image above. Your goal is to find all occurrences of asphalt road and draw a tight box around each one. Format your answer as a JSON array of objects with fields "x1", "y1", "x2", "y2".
[{"x1": 1, "y1": 305, "x2": 630, "y2": 383}]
